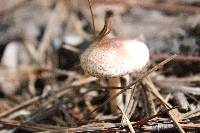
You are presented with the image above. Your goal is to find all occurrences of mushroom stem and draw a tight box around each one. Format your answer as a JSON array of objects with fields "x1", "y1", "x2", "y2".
[{"x1": 108, "y1": 77, "x2": 124, "y2": 113}]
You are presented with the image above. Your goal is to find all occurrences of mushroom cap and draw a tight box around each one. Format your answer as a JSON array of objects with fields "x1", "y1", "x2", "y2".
[{"x1": 80, "y1": 37, "x2": 149, "y2": 78}]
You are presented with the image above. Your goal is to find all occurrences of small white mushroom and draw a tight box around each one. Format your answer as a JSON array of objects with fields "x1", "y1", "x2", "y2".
[
  {"x1": 80, "y1": 37, "x2": 149, "y2": 113},
  {"x1": 1, "y1": 42, "x2": 19, "y2": 69}
]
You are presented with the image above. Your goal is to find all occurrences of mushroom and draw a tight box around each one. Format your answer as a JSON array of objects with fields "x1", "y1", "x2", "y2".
[{"x1": 80, "y1": 11, "x2": 149, "y2": 113}]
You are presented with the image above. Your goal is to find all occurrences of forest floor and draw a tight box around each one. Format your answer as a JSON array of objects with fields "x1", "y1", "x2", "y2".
[{"x1": 0, "y1": 0, "x2": 200, "y2": 133}]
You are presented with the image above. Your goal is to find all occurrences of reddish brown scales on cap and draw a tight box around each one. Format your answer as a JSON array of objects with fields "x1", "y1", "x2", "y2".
[
  {"x1": 98, "y1": 38, "x2": 124, "y2": 49},
  {"x1": 80, "y1": 37, "x2": 149, "y2": 78}
]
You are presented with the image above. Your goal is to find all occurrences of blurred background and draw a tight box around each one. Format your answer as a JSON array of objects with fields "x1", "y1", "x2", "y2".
[{"x1": 0, "y1": 0, "x2": 200, "y2": 132}]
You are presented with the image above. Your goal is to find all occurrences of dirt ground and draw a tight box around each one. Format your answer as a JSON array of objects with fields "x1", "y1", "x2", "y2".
[{"x1": 0, "y1": 0, "x2": 200, "y2": 133}]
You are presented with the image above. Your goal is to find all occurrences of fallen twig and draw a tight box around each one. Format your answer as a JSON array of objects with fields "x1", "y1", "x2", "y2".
[
  {"x1": 95, "y1": 0, "x2": 200, "y2": 14},
  {"x1": 173, "y1": 92, "x2": 190, "y2": 111},
  {"x1": 38, "y1": 0, "x2": 68, "y2": 64},
  {"x1": 133, "y1": 1, "x2": 200, "y2": 14},
  {"x1": 156, "y1": 82, "x2": 200, "y2": 95},
  {"x1": 0, "y1": 0, "x2": 29, "y2": 15},
  {"x1": 0, "y1": 96, "x2": 40, "y2": 118},
  {"x1": 118, "y1": 105, "x2": 135, "y2": 133},
  {"x1": 143, "y1": 78, "x2": 185, "y2": 133},
  {"x1": 151, "y1": 54, "x2": 200, "y2": 62}
]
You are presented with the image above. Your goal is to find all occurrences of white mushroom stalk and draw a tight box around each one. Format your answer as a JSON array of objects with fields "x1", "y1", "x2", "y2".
[{"x1": 108, "y1": 77, "x2": 124, "y2": 112}]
